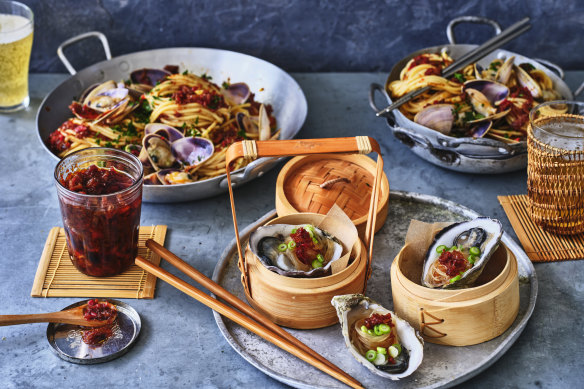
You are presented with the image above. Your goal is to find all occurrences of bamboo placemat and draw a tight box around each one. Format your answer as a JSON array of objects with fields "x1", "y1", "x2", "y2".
[
  {"x1": 31, "y1": 225, "x2": 167, "y2": 298},
  {"x1": 498, "y1": 195, "x2": 584, "y2": 262}
]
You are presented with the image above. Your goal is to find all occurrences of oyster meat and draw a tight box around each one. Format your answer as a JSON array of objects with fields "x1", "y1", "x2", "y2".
[
  {"x1": 331, "y1": 294, "x2": 424, "y2": 380},
  {"x1": 422, "y1": 217, "x2": 503, "y2": 289},
  {"x1": 248, "y1": 224, "x2": 343, "y2": 278}
]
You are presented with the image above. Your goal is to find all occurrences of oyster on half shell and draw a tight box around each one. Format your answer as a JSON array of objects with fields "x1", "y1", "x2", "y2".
[
  {"x1": 331, "y1": 294, "x2": 424, "y2": 380},
  {"x1": 422, "y1": 217, "x2": 503, "y2": 289},
  {"x1": 249, "y1": 224, "x2": 343, "y2": 278}
]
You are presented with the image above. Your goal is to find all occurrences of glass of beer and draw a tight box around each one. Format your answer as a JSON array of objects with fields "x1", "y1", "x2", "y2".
[
  {"x1": 0, "y1": 1, "x2": 33, "y2": 113},
  {"x1": 527, "y1": 101, "x2": 584, "y2": 235}
]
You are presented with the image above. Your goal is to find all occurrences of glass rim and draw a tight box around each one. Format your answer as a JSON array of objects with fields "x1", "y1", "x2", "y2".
[
  {"x1": 529, "y1": 100, "x2": 584, "y2": 140},
  {"x1": 0, "y1": 0, "x2": 34, "y2": 34},
  {"x1": 54, "y1": 147, "x2": 144, "y2": 198}
]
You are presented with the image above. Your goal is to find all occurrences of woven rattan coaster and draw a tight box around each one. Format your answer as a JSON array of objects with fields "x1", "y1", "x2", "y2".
[
  {"x1": 498, "y1": 195, "x2": 584, "y2": 262},
  {"x1": 31, "y1": 225, "x2": 167, "y2": 298}
]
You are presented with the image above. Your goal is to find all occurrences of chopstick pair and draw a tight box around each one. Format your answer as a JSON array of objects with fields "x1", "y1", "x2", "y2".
[
  {"x1": 135, "y1": 240, "x2": 364, "y2": 389},
  {"x1": 376, "y1": 17, "x2": 531, "y2": 116}
]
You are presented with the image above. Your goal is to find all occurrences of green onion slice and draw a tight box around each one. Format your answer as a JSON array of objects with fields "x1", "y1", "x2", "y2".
[
  {"x1": 468, "y1": 255, "x2": 477, "y2": 265},
  {"x1": 469, "y1": 246, "x2": 481, "y2": 256},
  {"x1": 374, "y1": 325, "x2": 383, "y2": 336},
  {"x1": 365, "y1": 350, "x2": 376, "y2": 362},
  {"x1": 391, "y1": 343, "x2": 402, "y2": 355},
  {"x1": 361, "y1": 325, "x2": 368, "y2": 333},
  {"x1": 311, "y1": 259, "x2": 323, "y2": 269},
  {"x1": 316, "y1": 253, "x2": 324, "y2": 263},
  {"x1": 436, "y1": 245, "x2": 447, "y2": 253},
  {"x1": 288, "y1": 241, "x2": 296, "y2": 250},
  {"x1": 291, "y1": 228, "x2": 297, "y2": 234},
  {"x1": 449, "y1": 274, "x2": 462, "y2": 283},
  {"x1": 388, "y1": 345, "x2": 400, "y2": 358},
  {"x1": 378, "y1": 323, "x2": 391, "y2": 334},
  {"x1": 376, "y1": 347, "x2": 387, "y2": 355},
  {"x1": 277, "y1": 243, "x2": 287, "y2": 252}
]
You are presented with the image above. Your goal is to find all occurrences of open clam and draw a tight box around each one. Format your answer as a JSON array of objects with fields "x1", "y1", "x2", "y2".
[
  {"x1": 236, "y1": 104, "x2": 272, "y2": 141},
  {"x1": 222, "y1": 82, "x2": 251, "y2": 105},
  {"x1": 331, "y1": 294, "x2": 424, "y2": 380},
  {"x1": 516, "y1": 64, "x2": 543, "y2": 98},
  {"x1": 422, "y1": 217, "x2": 503, "y2": 289},
  {"x1": 413, "y1": 104, "x2": 454, "y2": 135},
  {"x1": 249, "y1": 224, "x2": 343, "y2": 278}
]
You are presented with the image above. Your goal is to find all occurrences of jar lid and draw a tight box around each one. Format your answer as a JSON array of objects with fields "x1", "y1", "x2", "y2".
[{"x1": 276, "y1": 154, "x2": 387, "y2": 221}]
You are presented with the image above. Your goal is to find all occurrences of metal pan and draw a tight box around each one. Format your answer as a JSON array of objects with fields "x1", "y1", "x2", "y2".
[
  {"x1": 369, "y1": 16, "x2": 581, "y2": 174},
  {"x1": 36, "y1": 32, "x2": 307, "y2": 203}
]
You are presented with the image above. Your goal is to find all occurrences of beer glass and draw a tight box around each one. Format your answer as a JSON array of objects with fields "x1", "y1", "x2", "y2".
[
  {"x1": 527, "y1": 101, "x2": 584, "y2": 235},
  {"x1": 0, "y1": 1, "x2": 33, "y2": 112}
]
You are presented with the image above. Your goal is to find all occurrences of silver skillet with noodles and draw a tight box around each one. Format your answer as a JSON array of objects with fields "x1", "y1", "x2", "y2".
[
  {"x1": 369, "y1": 17, "x2": 580, "y2": 174},
  {"x1": 36, "y1": 32, "x2": 307, "y2": 203}
]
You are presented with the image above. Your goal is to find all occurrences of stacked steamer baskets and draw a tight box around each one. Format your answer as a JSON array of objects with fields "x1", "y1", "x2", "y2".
[
  {"x1": 225, "y1": 137, "x2": 389, "y2": 329},
  {"x1": 390, "y1": 223, "x2": 520, "y2": 346}
]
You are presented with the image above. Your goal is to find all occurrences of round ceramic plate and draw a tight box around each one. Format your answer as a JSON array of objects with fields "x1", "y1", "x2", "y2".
[
  {"x1": 212, "y1": 190, "x2": 537, "y2": 388},
  {"x1": 47, "y1": 299, "x2": 141, "y2": 364}
]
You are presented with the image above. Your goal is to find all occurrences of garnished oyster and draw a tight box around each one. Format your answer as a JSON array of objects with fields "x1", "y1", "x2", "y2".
[
  {"x1": 248, "y1": 224, "x2": 343, "y2": 278},
  {"x1": 331, "y1": 294, "x2": 424, "y2": 380},
  {"x1": 422, "y1": 217, "x2": 503, "y2": 289}
]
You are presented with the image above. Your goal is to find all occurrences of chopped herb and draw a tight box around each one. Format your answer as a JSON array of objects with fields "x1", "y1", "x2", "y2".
[
  {"x1": 182, "y1": 69, "x2": 189, "y2": 75},
  {"x1": 125, "y1": 122, "x2": 138, "y2": 137},
  {"x1": 195, "y1": 116, "x2": 199, "y2": 125},
  {"x1": 208, "y1": 95, "x2": 221, "y2": 109},
  {"x1": 453, "y1": 72, "x2": 465, "y2": 83},
  {"x1": 95, "y1": 138, "x2": 101, "y2": 145},
  {"x1": 133, "y1": 100, "x2": 153, "y2": 123},
  {"x1": 453, "y1": 103, "x2": 461, "y2": 114},
  {"x1": 222, "y1": 81, "x2": 230, "y2": 89},
  {"x1": 521, "y1": 63, "x2": 536, "y2": 71},
  {"x1": 201, "y1": 73, "x2": 212, "y2": 81},
  {"x1": 111, "y1": 124, "x2": 123, "y2": 133},
  {"x1": 489, "y1": 61, "x2": 500, "y2": 72},
  {"x1": 105, "y1": 141, "x2": 113, "y2": 148}
]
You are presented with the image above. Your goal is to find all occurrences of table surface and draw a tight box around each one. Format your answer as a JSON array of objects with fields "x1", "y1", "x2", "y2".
[{"x1": 1, "y1": 72, "x2": 583, "y2": 389}]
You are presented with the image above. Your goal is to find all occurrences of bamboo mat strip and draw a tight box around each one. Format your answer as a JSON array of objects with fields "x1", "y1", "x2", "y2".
[
  {"x1": 498, "y1": 195, "x2": 584, "y2": 262},
  {"x1": 31, "y1": 225, "x2": 167, "y2": 298}
]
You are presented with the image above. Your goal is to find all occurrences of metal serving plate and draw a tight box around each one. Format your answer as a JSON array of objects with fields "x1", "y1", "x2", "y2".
[
  {"x1": 47, "y1": 299, "x2": 141, "y2": 364},
  {"x1": 212, "y1": 191, "x2": 537, "y2": 388},
  {"x1": 37, "y1": 34, "x2": 307, "y2": 203}
]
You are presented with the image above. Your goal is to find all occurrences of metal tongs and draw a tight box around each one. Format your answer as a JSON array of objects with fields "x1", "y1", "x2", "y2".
[{"x1": 376, "y1": 17, "x2": 531, "y2": 117}]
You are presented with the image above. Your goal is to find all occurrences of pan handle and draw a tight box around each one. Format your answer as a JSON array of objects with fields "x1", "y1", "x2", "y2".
[
  {"x1": 57, "y1": 31, "x2": 112, "y2": 75},
  {"x1": 368, "y1": 83, "x2": 392, "y2": 114},
  {"x1": 218, "y1": 157, "x2": 283, "y2": 189},
  {"x1": 446, "y1": 16, "x2": 502, "y2": 44}
]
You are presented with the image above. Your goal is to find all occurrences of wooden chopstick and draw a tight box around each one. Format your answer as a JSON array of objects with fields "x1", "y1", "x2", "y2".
[{"x1": 135, "y1": 253, "x2": 364, "y2": 389}]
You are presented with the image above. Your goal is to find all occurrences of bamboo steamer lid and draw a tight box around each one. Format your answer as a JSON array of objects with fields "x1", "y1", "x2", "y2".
[
  {"x1": 390, "y1": 243, "x2": 520, "y2": 346},
  {"x1": 276, "y1": 154, "x2": 389, "y2": 239}
]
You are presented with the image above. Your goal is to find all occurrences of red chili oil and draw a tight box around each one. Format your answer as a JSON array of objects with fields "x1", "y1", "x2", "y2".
[
  {"x1": 82, "y1": 325, "x2": 114, "y2": 346},
  {"x1": 438, "y1": 250, "x2": 470, "y2": 277},
  {"x1": 364, "y1": 313, "x2": 393, "y2": 329},
  {"x1": 58, "y1": 163, "x2": 142, "y2": 277},
  {"x1": 290, "y1": 228, "x2": 321, "y2": 265}
]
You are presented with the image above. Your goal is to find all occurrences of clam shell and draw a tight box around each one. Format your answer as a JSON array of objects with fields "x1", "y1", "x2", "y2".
[
  {"x1": 516, "y1": 64, "x2": 543, "y2": 98},
  {"x1": 422, "y1": 217, "x2": 503, "y2": 289},
  {"x1": 413, "y1": 104, "x2": 454, "y2": 135},
  {"x1": 248, "y1": 224, "x2": 343, "y2": 278},
  {"x1": 331, "y1": 294, "x2": 424, "y2": 380}
]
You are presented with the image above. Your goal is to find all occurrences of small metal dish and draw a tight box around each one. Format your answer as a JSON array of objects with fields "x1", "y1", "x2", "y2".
[{"x1": 46, "y1": 299, "x2": 141, "y2": 364}]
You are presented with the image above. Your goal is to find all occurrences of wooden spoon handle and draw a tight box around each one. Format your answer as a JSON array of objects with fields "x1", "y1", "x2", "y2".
[{"x1": 0, "y1": 311, "x2": 71, "y2": 326}]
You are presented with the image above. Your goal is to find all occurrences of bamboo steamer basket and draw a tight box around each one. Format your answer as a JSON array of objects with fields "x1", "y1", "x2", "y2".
[
  {"x1": 225, "y1": 137, "x2": 384, "y2": 329},
  {"x1": 275, "y1": 154, "x2": 390, "y2": 239},
  {"x1": 390, "y1": 242, "x2": 519, "y2": 346}
]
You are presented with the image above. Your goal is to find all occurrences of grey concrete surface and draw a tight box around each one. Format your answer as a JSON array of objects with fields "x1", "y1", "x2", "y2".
[
  {"x1": 0, "y1": 72, "x2": 583, "y2": 388},
  {"x1": 18, "y1": 0, "x2": 584, "y2": 73}
]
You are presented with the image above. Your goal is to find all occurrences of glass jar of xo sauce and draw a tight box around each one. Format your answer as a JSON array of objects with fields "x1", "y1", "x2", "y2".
[
  {"x1": 355, "y1": 313, "x2": 406, "y2": 371},
  {"x1": 434, "y1": 244, "x2": 482, "y2": 284},
  {"x1": 58, "y1": 160, "x2": 142, "y2": 277},
  {"x1": 81, "y1": 299, "x2": 118, "y2": 346}
]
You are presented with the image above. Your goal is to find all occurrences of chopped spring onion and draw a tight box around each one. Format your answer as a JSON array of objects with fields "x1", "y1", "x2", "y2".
[
  {"x1": 288, "y1": 241, "x2": 296, "y2": 250},
  {"x1": 311, "y1": 259, "x2": 323, "y2": 269},
  {"x1": 312, "y1": 237, "x2": 318, "y2": 245},
  {"x1": 449, "y1": 274, "x2": 462, "y2": 283},
  {"x1": 361, "y1": 325, "x2": 368, "y2": 333},
  {"x1": 367, "y1": 329, "x2": 375, "y2": 336},
  {"x1": 316, "y1": 254, "x2": 324, "y2": 263},
  {"x1": 388, "y1": 345, "x2": 400, "y2": 358},
  {"x1": 376, "y1": 347, "x2": 387, "y2": 355},
  {"x1": 291, "y1": 228, "x2": 297, "y2": 234},
  {"x1": 391, "y1": 343, "x2": 402, "y2": 355},
  {"x1": 277, "y1": 243, "x2": 287, "y2": 252},
  {"x1": 96, "y1": 161, "x2": 106, "y2": 168},
  {"x1": 468, "y1": 255, "x2": 478, "y2": 265},
  {"x1": 378, "y1": 323, "x2": 391, "y2": 334},
  {"x1": 373, "y1": 352, "x2": 387, "y2": 365},
  {"x1": 436, "y1": 245, "x2": 448, "y2": 253},
  {"x1": 365, "y1": 350, "x2": 377, "y2": 362},
  {"x1": 374, "y1": 325, "x2": 383, "y2": 336},
  {"x1": 469, "y1": 246, "x2": 481, "y2": 256}
]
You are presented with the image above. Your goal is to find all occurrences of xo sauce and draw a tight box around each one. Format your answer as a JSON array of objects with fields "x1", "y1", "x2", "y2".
[
  {"x1": 58, "y1": 163, "x2": 141, "y2": 277},
  {"x1": 81, "y1": 299, "x2": 117, "y2": 346}
]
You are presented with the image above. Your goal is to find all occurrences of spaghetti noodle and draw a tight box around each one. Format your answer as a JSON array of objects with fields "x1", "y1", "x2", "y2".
[{"x1": 47, "y1": 68, "x2": 279, "y2": 185}]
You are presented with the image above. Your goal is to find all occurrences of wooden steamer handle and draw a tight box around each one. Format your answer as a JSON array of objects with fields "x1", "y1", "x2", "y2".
[{"x1": 225, "y1": 136, "x2": 384, "y2": 294}]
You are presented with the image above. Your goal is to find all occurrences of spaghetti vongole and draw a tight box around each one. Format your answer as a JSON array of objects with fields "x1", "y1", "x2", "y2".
[
  {"x1": 48, "y1": 67, "x2": 279, "y2": 185},
  {"x1": 387, "y1": 52, "x2": 563, "y2": 143}
]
